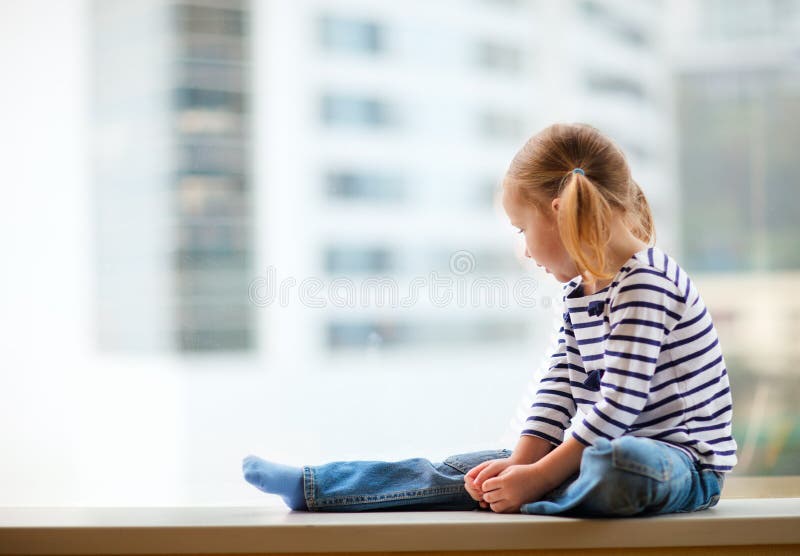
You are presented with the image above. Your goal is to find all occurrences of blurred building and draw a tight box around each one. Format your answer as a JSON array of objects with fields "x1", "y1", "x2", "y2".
[
  {"x1": 92, "y1": 0, "x2": 254, "y2": 352},
  {"x1": 91, "y1": 0, "x2": 675, "y2": 360}
]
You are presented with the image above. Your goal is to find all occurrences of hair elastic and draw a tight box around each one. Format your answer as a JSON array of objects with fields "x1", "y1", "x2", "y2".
[{"x1": 572, "y1": 168, "x2": 585, "y2": 176}]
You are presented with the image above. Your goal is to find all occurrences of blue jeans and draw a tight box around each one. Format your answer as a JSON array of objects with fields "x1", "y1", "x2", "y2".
[{"x1": 302, "y1": 436, "x2": 725, "y2": 516}]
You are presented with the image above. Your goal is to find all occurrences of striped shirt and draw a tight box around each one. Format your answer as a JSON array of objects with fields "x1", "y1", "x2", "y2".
[{"x1": 522, "y1": 246, "x2": 737, "y2": 473}]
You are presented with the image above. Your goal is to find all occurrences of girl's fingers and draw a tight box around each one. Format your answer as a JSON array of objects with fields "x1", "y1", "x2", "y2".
[
  {"x1": 466, "y1": 460, "x2": 492, "y2": 480},
  {"x1": 464, "y1": 481, "x2": 483, "y2": 502},
  {"x1": 474, "y1": 461, "x2": 503, "y2": 485},
  {"x1": 465, "y1": 476, "x2": 487, "y2": 501},
  {"x1": 485, "y1": 491, "x2": 506, "y2": 508},
  {"x1": 482, "y1": 477, "x2": 498, "y2": 492}
]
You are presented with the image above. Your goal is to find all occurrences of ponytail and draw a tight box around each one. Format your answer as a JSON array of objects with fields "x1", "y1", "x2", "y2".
[
  {"x1": 557, "y1": 172, "x2": 614, "y2": 283},
  {"x1": 628, "y1": 179, "x2": 656, "y2": 246}
]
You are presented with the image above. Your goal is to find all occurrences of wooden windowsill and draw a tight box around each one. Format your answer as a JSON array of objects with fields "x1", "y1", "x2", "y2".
[
  {"x1": 1, "y1": 477, "x2": 799, "y2": 555},
  {"x1": 717, "y1": 475, "x2": 800, "y2": 499}
]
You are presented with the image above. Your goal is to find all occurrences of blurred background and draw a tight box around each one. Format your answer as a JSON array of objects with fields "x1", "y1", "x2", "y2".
[{"x1": 0, "y1": 0, "x2": 798, "y2": 507}]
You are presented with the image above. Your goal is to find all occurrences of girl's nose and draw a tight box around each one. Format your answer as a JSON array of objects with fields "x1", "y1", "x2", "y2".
[{"x1": 524, "y1": 247, "x2": 531, "y2": 258}]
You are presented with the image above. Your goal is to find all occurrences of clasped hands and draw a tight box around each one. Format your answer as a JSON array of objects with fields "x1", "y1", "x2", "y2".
[{"x1": 464, "y1": 457, "x2": 556, "y2": 514}]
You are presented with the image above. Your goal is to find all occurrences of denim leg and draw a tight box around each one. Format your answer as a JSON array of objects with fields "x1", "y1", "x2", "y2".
[
  {"x1": 304, "y1": 449, "x2": 512, "y2": 512},
  {"x1": 520, "y1": 436, "x2": 724, "y2": 517}
]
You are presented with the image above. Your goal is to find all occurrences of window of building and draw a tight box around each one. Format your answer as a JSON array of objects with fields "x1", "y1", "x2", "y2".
[
  {"x1": 325, "y1": 246, "x2": 395, "y2": 274},
  {"x1": 325, "y1": 170, "x2": 405, "y2": 202},
  {"x1": 178, "y1": 141, "x2": 247, "y2": 176},
  {"x1": 176, "y1": 109, "x2": 242, "y2": 135},
  {"x1": 174, "y1": 87, "x2": 246, "y2": 112},
  {"x1": 178, "y1": 61, "x2": 245, "y2": 92},
  {"x1": 177, "y1": 325, "x2": 253, "y2": 351},
  {"x1": 317, "y1": 14, "x2": 384, "y2": 54},
  {"x1": 474, "y1": 41, "x2": 522, "y2": 73},
  {"x1": 585, "y1": 73, "x2": 646, "y2": 102},
  {"x1": 321, "y1": 93, "x2": 394, "y2": 128},
  {"x1": 177, "y1": 33, "x2": 246, "y2": 61},
  {"x1": 578, "y1": 0, "x2": 648, "y2": 47},
  {"x1": 174, "y1": 4, "x2": 247, "y2": 37}
]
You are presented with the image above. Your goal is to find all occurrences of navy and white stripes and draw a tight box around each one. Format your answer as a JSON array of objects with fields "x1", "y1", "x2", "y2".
[{"x1": 522, "y1": 246, "x2": 738, "y2": 473}]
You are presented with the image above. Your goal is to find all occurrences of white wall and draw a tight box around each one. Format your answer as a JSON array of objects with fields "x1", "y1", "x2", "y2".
[{"x1": 0, "y1": 0, "x2": 182, "y2": 506}]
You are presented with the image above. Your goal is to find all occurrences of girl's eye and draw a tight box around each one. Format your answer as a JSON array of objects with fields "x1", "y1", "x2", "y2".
[{"x1": 516, "y1": 228, "x2": 524, "y2": 234}]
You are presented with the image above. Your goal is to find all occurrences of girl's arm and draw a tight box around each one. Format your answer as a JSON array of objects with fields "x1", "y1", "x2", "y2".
[
  {"x1": 528, "y1": 435, "x2": 586, "y2": 490},
  {"x1": 468, "y1": 314, "x2": 576, "y2": 499},
  {"x1": 511, "y1": 434, "x2": 556, "y2": 463}
]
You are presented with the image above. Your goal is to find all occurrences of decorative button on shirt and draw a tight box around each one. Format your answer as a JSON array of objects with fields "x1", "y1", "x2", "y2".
[
  {"x1": 587, "y1": 300, "x2": 605, "y2": 317},
  {"x1": 582, "y1": 368, "x2": 604, "y2": 391}
]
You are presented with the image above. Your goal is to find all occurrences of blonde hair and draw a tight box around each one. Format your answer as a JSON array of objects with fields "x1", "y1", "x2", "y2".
[{"x1": 505, "y1": 123, "x2": 655, "y2": 283}]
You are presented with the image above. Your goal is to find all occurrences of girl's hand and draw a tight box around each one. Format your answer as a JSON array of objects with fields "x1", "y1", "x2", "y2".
[
  {"x1": 464, "y1": 458, "x2": 517, "y2": 510},
  {"x1": 480, "y1": 463, "x2": 556, "y2": 514}
]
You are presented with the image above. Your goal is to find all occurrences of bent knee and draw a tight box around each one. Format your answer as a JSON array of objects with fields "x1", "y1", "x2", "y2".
[
  {"x1": 579, "y1": 437, "x2": 694, "y2": 516},
  {"x1": 583, "y1": 436, "x2": 680, "y2": 482}
]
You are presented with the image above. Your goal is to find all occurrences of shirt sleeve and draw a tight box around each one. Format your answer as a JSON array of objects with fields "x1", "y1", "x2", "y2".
[
  {"x1": 522, "y1": 319, "x2": 577, "y2": 447},
  {"x1": 570, "y1": 270, "x2": 687, "y2": 447}
]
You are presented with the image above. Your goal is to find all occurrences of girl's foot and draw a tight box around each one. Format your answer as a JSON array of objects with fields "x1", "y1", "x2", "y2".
[{"x1": 242, "y1": 455, "x2": 307, "y2": 510}]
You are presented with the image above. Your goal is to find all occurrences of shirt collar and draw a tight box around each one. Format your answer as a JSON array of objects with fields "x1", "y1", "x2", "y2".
[{"x1": 560, "y1": 247, "x2": 652, "y2": 301}]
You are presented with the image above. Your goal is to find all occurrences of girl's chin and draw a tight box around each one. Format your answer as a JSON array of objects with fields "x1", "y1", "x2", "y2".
[{"x1": 539, "y1": 266, "x2": 566, "y2": 282}]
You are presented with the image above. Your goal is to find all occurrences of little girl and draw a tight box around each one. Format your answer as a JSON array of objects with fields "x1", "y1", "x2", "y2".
[{"x1": 242, "y1": 123, "x2": 736, "y2": 516}]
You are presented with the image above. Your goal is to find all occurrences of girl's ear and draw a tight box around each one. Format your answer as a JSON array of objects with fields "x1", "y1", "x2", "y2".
[{"x1": 551, "y1": 197, "x2": 560, "y2": 214}]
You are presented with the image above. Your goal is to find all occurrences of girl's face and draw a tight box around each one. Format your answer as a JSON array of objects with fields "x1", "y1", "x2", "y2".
[{"x1": 501, "y1": 183, "x2": 579, "y2": 283}]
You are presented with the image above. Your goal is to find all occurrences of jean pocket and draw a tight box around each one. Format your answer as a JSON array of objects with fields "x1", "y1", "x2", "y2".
[
  {"x1": 611, "y1": 437, "x2": 673, "y2": 482},
  {"x1": 443, "y1": 449, "x2": 512, "y2": 474}
]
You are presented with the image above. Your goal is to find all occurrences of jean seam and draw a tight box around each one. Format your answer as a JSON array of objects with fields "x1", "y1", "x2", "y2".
[
  {"x1": 443, "y1": 449, "x2": 512, "y2": 474},
  {"x1": 315, "y1": 484, "x2": 468, "y2": 508},
  {"x1": 304, "y1": 466, "x2": 316, "y2": 510},
  {"x1": 442, "y1": 459, "x2": 470, "y2": 474}
]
